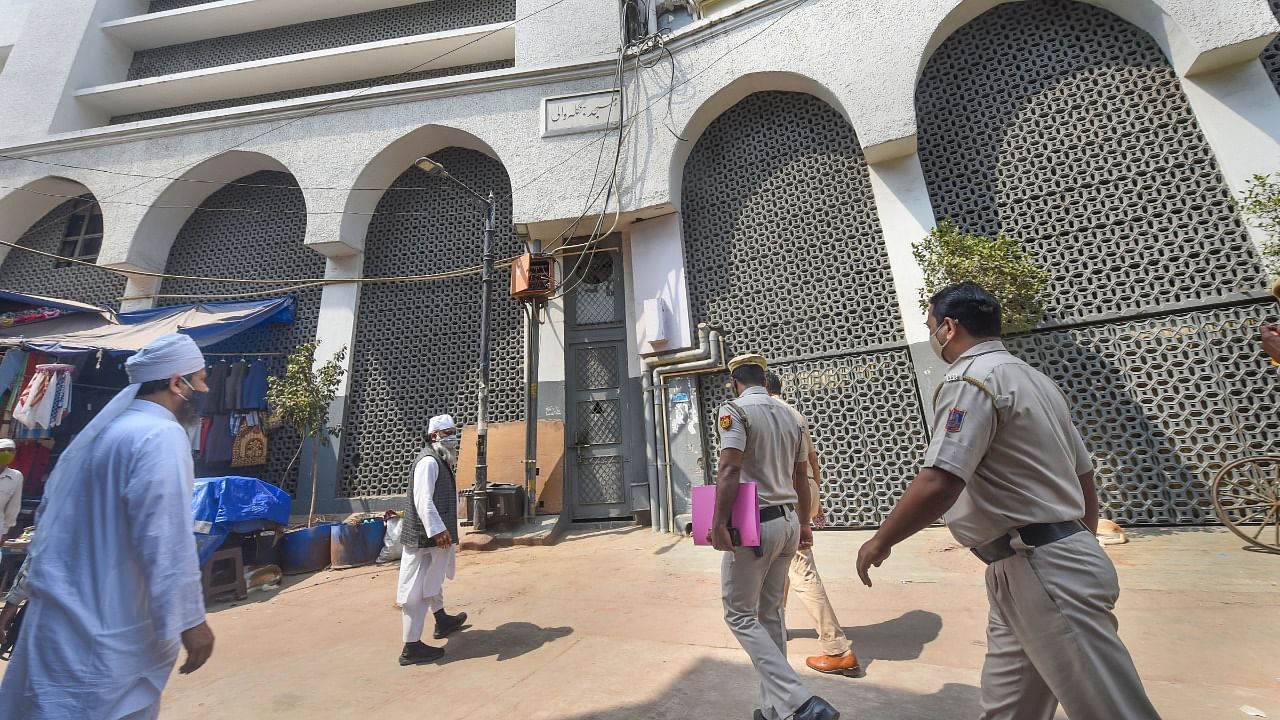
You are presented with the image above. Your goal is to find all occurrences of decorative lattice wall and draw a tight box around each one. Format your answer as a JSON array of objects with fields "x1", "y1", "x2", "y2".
[
  {"x1": 681, "y1": 91, "x2": 904, "y2": 361},
  {"x1": 917, "y1": 0, "x2": 1263, "y2": 326},
  {"x1": 149, "y1": 0, "x2": 221, "y2": 12},
  {"x1": 917, "y1": 0, "x2": 1268, "y2": 525},
  {"x1": 681, "y1": 91, "x2": 925, "y2": 528},
  {"x1": 340, "y1": 147, "x2": 525, "y2": 498},
  {"x1": 128, "y1": 0, "x2": 515, "y2": 80},
  {"x1": 159, "y1": 170, "x2": 323, "y2": 495},
  {"x1": 0, "y1": 198, "x2": 126, "y2": 308},
  {"x1": 1006, "y1": 303, "x2": 1280, "y2": 525},
  {"x1": 1263, "y1": 0, "x2": 1280, "y2": 96},
  {"x1": 697, "y1": 351, "x2": 930, "y2": 528},
  {"x1": 110, "y1": 60, "x2": 513, "y2": 125}
]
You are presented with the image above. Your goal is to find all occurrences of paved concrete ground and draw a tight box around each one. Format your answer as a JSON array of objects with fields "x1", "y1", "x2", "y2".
[{"x1": 154, "y1": 527, "x2": 1277, "y2": 719}]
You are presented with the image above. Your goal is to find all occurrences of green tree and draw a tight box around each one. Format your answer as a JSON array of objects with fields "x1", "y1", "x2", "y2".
[
  {"x1": 913, "y1": 219, "x2": 1051, "y2": 334},
  {"x1": 266, "y1": 342, "x2": 347, "y2": 527},
  {"x1": 1241, "y1": 173, "x2": 1280, "y2": 279}
]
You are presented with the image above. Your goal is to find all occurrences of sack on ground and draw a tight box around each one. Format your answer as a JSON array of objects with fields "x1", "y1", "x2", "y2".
[{"x1": 377, "y1": 516, "x2": 403, "y2": 563}]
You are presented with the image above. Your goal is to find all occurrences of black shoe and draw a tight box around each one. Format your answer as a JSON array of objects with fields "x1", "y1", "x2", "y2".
[
  {"x1": 398, "y1": 641, "x2": 445, "y2": 666},
  {"x1": 433, "y1": 611, "x2": 468, "y2": 639},
  {"x1": 753, "y1": 711, "x2": 766, "y2": 720},
  {"x1": 793, "y1": 696, "x2": 840, "y2": 720}
]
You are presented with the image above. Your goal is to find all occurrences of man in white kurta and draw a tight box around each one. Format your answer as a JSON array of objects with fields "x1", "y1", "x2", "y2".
[
  {"x1": 396, "y1": 414, "x2": 466, "y2": 666},
  {"x1": 0, "y1": 334, "x2": 215, "y2": 719}
]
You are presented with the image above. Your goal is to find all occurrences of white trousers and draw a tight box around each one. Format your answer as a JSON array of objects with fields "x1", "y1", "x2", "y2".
[{"x1": 397, "y1": 546, "x2": 455, "y2": 643}]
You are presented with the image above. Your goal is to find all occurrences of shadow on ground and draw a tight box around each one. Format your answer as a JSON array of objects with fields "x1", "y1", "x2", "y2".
[
  {"x1": 555, "y1": 657, "x2": 980, "y2": 720},
  {"x1": 788, "y1": 609, "x2": 943, "y2": 671},
  {"x1": 440, "y1": 622, "x2": 574, "y2": 664}
]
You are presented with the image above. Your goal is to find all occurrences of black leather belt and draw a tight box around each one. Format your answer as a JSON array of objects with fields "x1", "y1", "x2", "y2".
[
  {"x1": 760, "y1": 504, "x2": 793, "y2": 522},
  {"x1": 971, "y1": 520, "x2": 1088, "y2": 565}
]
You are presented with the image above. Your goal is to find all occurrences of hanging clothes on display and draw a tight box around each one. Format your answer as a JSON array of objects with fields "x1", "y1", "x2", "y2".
[
  {"x1": 202, "y1": 413, "x2": 235, "y2": 465},
  {"x1": 12, "y1": 364, "x2": 74, "y2": 430},
  {"x1": 11, "y1": 442, "x2": 52, "y2": 496},
  {"x1": 224, "y1": 360, "x2": 248, "y2": 415},
  {"x1": 241, "y1": 359, "x2": 269, "y2": 411},
  {"x1": 204, "y1": 360, "x2": 229, "y2": 415},
  {"x1": 0, "y1": 349, "x2": 27, "y2": 397}
]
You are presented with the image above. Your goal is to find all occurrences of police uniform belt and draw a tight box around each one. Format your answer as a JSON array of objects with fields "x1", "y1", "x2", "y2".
[
  {"x1": 971, "y1": 520, "x2": 1089, "y2": 565},
  {"x1": 759, "y1": 504, "x2": 792, "y2": 522}
]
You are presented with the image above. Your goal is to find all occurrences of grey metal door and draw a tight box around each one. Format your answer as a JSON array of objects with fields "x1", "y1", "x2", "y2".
[{"x1": 564, "y1": 249, "x2": 631, "y2": 520}]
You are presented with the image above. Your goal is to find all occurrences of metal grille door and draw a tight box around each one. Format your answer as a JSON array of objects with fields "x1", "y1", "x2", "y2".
[{"x1": 565, "y1": 249, "x2": 632, "y2": 519}]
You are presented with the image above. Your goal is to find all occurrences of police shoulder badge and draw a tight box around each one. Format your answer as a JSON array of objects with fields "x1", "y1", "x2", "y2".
[
  {"x1": 719, "y1": 413, "x2": 733, "y2": 430},
  {"x1": 945, "y1": 408, "x2": 966, "y2": 433}
]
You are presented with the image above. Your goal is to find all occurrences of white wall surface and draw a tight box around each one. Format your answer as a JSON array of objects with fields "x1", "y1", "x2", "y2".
[{"x1": 0, "y1": 0, "x2": 1275, "y2": 283}]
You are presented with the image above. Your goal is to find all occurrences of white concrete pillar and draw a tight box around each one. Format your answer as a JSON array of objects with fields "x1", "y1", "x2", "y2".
[
  {"x1": 866, "y1": 151, "x2": 953, "y2": 420},
  {"x1": 306, "y1": 253, "x2": 364, "y2": 513},
  {"x1": 1179, "y1": 59, "x2": 1280, "y2": 261},
  {"x1": 118, "y1": 274, "x2": 160, "y2": 312},
  {"x1": 866, "y1": 153, "x2": 937, "y2": 345}
]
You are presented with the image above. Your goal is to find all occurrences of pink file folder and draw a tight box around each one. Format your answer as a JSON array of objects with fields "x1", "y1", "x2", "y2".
[{"x1": 691, "y1": 482, "x2": 761, "y2": 547}]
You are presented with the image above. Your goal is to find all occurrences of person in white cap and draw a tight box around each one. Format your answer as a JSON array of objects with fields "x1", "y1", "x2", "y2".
[
  {"x1": 0, "y1": 438, "x2": 22, "y2": 548},
  {"x1": 0, "y1": 333, "x2": 216, "y2": 720},
  {"x1": 396, "y1": 413, "x2": 466, "y2": 666}
]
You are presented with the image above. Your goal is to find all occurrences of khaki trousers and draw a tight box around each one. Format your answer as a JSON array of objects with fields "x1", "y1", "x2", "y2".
[
  {"x1": 979, "y1": 531, "x2": 1161, "y2": 720},
  {"x1": 787, "y1": 548, "x2": 852, "y2": 657},
  {"x1": 721, "y1": 507, "x2": 811, "y2": 720}
]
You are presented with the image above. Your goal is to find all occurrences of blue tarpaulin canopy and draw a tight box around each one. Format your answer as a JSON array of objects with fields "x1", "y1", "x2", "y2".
[
  {"x1": 0, "y1": 290, "x2": 108, "y2": 315},
  {"x1": 192, "y1": 476, "x2": 292, "y2": 567},
  {"x1": 0, "y1": 295, "x2": 294, "y2": 355}
]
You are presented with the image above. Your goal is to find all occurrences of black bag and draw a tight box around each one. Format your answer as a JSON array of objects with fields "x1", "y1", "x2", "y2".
[{"x1": 0, "y1": 603, "x2": 26, "y2": 661}]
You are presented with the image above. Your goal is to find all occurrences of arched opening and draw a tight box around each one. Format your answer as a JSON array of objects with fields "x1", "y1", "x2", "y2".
[
  {"x1": 0, "y1": 178, "x2": 124, "y2": 308},
  {"x1": 157, "y1": 169, "x2": 319, "y2": 494},
  {"x1": 680, "y1": 90, "x2": 927, "y2": 528},
  {"x1": 340, "y1": 146, "x2": 524, "y2": 499},
  {"x1": 915, "y1": 0, "x2": 1271, "y2": 525}
]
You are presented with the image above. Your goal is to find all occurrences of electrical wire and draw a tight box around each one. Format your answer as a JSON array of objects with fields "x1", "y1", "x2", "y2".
[
  {"x1": 2, "y1": 0, "x2": 808, "y2": 299},
  {"x1": 0, "y1": 154, "x2": 470, "y2": 193},
  {"x1": 546, "y1": 3, "x2": 644, "y2": 302},
  {"x1": 0, "y1": 183, "x2": 495, "y2": 218}
]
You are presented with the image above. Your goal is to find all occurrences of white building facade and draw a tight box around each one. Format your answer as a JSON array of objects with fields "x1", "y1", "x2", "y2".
[{"x1": 1, "y1": 0, "x2": 1278, "y2": 528}]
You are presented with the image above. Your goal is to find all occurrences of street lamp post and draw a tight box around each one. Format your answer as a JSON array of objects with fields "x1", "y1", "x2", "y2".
[{"x1": 415, "y1": 156, "x2": 495, "y2": 532}]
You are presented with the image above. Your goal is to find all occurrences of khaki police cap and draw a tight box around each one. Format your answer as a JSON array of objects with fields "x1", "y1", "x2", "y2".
[{"x1": 727, "y1": 353, "x2": 767, "y2": 372}]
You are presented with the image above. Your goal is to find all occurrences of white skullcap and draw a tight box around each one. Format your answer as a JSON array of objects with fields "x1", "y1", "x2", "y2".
[
  {"x1": 428, "y1": 414, "x2": 457, "y2": 434},
  {"x1": 125, "y1": 333, "x2": 206, "y2": 384},
  {"x1": 0, "y1": 439, "x2": 14, "y2": 451}
]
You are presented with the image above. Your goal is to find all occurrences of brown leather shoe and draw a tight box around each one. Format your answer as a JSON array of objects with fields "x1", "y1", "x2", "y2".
[{"x1": 806, "y1": 651, "x2": 860, "y2": 677}]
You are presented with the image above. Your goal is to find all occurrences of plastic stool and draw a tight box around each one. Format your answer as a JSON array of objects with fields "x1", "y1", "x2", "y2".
[{"x1": 202, "y1": 547, "x2": 248, "y2": 602}]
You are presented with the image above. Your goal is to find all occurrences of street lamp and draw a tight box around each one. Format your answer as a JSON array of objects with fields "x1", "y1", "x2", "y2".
[{"x1": 415, "y1": 155, "x2": 497, "y2": 532}]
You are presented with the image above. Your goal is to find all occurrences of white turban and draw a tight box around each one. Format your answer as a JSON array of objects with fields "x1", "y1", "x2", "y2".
[
  {"x1": 28, "y1": 334, "x2": 206, "y2": 567},
  {"x1": 126, "y1": 333, "x2": 206, "y2": 384},
  {"x1": 428, "y1": 415, "x2": 456, "y2": 435}
]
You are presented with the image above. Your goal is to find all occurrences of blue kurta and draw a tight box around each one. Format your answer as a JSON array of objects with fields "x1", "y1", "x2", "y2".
[{"x1": 0, "y1": 400, "x2": 206, "y2": 719}]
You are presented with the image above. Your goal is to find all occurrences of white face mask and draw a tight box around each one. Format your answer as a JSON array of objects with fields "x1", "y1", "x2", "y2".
[
  {"x1": 929, "y1": 320, "x2": 953, "y2": 363},
  {"x1": 439, "y1": 435, "x2": 460, "y2": 451}
]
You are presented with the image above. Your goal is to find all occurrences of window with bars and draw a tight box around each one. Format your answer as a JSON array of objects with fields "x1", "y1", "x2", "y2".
[{"x1": 56, "y1": 200, "x2": 103, "y2": 267}]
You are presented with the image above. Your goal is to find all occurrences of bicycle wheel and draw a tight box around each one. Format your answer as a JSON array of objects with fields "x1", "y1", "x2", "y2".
[{"x1": 1212, "y1": 455, "x2": 1280, "y2": 552}]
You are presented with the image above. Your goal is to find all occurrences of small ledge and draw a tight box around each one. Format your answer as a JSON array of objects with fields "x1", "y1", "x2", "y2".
[
  {"x1": 102, "y1": 0, "x2": 427, "y2": 51},
  {"x1": 77, "y1": 24, "x2": 514, "y2": 117}
]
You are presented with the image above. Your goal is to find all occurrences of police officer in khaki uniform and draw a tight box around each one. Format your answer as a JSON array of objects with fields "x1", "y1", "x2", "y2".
[
  {"x1": 855, "y1": 282, "x2": 1160, "y2": 720},
  {"x1": 708, "y1": 354, "x2": 840, "y2": 720},
  {"x1": 764, "y1": 373, "x2": 859, "y2": 677}
]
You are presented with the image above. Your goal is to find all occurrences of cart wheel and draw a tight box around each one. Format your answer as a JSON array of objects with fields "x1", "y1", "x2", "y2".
[{"x1": 1212, "y1": 456, "x2": 1280, "y2": 552}]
